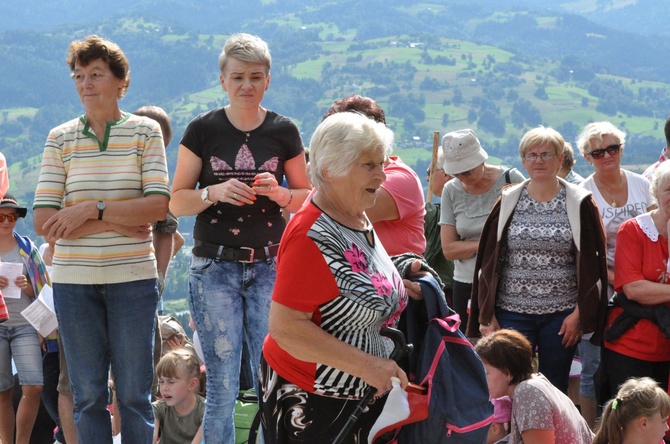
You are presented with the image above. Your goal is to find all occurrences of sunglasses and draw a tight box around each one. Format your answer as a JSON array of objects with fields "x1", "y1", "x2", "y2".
[
  {"x1": 587, "y1": 144, "x2": 621, "y2": 160},
  {"x1": 0, "y1": 213, "x2": 19, "y2": 222},
  {"x1": 454, "y1": 168, "x2": 473, "y2": 177}
]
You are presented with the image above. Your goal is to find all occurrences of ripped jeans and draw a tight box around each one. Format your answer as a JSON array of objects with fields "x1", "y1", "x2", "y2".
[{"x1": 188, "y1": 254, "x2": 275, "y2": 444}]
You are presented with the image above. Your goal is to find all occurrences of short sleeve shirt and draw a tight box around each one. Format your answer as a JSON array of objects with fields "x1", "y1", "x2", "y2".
[
  {"x1": 510, "y1": 374, "x2": 593, "y2": 444},
  {"x1": 373, "y1": 157, "x2": 426, "y2": 255},
  {"x1": 440, "y1": 167, "x2": 524, "y2": 283},
  {"x1": 181, "y1": 108, "x2": 303, "y2": 248},
  {"x1": 152, "y1": 395, "x2": 205, "y2": 444},
  {"x1": 263, "y1": 201, "x2": 408, "y2": 397},
  {"x1": 607, "y1": 213, "x2": 670, "y2": 361}
]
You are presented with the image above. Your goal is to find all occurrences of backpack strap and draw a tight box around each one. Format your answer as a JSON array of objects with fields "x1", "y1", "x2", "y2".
[
  {"x1": 504, "y1": 167, "x2": 513, "y2": 184},
  {"x1": 403, "y1": 275, "x2": 454, "y2": 377},
  {"x1": 416, "y1": 275, "x2": 452, "y2": 320}
]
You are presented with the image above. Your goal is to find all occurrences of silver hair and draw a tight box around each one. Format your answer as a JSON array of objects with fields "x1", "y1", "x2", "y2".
[
  {"x1": 308, "y1": 112, "x2": 393, "y2": 189},
  {"x1": 651, "y1": 160, "x2": 670, "y2": 201}
]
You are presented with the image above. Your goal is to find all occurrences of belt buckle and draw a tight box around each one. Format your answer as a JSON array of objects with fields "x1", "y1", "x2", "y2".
[{"x1": 239, "y1": 247, "x2": 255, "y2": 263}]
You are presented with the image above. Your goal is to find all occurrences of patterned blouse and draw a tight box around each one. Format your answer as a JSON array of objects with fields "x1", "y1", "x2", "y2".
[{"x1": 497, "y1": 187, "x2": 578, "y2": 315}]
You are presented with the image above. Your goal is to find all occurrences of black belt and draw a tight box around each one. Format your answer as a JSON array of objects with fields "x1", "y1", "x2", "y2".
[{"x1": 193, "y1": 240, "x2": 279, "y2": 263}]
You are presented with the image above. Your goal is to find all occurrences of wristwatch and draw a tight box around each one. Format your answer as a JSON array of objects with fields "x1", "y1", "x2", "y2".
[
  {"x1": 200, "y1": 187, "x2": 214, "y2": 204},
  {"x1": 97, "y1": 201, "x2": 106, "y2": 220}
]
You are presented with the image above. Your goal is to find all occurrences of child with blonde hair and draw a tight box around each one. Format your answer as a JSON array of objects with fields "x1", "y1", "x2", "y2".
[
  {"x1": 593, "y1": 377, "x2": 670, "y2": 444},
  {"x1": 153, "y1": 349, "x2": 205, "y2": 444}
]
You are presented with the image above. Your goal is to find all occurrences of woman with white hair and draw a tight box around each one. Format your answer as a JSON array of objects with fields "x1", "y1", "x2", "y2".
[{"x1": 260, "y1": 112, "x2": 409, "y2": 442}]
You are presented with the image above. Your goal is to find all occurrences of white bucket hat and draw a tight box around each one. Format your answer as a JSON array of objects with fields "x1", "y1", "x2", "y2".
[{"x1": 442, "y1": 129, "x2": 488, "y2": 175}]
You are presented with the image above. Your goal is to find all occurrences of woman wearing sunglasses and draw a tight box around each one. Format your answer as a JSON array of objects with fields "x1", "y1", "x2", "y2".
[
  {"x1": 467, "y1": 126, "x2": 608, "y2": 396},
  {"x1": 0, "y1": 193, "x2": 50, "y2": 444},
  {"x1": 575, "y1": 122, "x2": 655, "y2": 423},
  {"x1": 440, "y1": 128, "x2": 524, "y2": 333}
]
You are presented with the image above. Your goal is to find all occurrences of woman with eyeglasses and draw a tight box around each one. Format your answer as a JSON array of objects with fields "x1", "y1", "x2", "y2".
[
  {"x1": 467, "y1": 126, "x2": 608, "y2": 395},
  {"x1": 440, "y1": 129, "x2": 524, "y2": 333},
  {"x1": 574, "y1": 122, "x2": 655, "y2": 425}
]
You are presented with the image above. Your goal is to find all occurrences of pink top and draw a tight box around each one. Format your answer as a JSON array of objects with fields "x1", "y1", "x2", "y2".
[
  {"x1": 373, "y1": 156, "x2": 426, "y2": 256},
  {"x1": 0, "y1": 152, "x2": 8, "y2": 198}
]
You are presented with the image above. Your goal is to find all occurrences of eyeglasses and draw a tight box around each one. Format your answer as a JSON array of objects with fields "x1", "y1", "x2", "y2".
[
  {"x1": 587, "y1": 144, "x2": 621, "y2": 159},
  {"x1": 524, "y1": 152, "x2": 558, "y2": 162},
  {"x1": 0, "y1": 213, "x2": 19, "y2": 222}
]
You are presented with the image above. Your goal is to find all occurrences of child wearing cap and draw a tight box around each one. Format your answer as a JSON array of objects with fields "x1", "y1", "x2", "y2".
[
  {"x1": 488, "y1": 396, "x2": 512, "y2": 444},
  {"x1": 0, "y1": 193, "x2": 50, "y2": 444}
]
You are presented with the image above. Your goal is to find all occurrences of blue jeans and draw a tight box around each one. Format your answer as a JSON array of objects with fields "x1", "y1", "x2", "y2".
[
  {"x1": 189, "y1": 254, "x2": 276, "y2": 444},
  {"x1": 0, "y1": 324, "x2": 43, "y2": 390},
  {"x1": 577, "y1": 337, "x2": 600, "y2": 398},
  {"x1": 54, "y1": 280, "x2": 158, "y2": 444},
  {"x1": 496, "y1": 308, "x2": 576, "y2": 393}
]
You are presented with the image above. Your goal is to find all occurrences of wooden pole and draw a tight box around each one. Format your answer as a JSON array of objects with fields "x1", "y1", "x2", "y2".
[{"x1": 426, "y1": 131, "x2": 440, "y2": 202}]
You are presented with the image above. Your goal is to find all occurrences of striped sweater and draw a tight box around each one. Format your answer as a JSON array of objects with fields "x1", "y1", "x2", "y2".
[{"x1": 33, "y1": 113, "x2": 170, "y2": 285}]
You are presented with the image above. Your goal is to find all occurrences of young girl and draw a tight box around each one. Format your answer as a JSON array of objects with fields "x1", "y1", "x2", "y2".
[
  {"x1": 593, "y1": 377, "x2": 670, "y2": 444},
  {"x1": 153, "y1": 349, "x2": 204, "y2": 444},
  {"x1": 0, "y1": 193, "x2": 50, "y2": 444}
]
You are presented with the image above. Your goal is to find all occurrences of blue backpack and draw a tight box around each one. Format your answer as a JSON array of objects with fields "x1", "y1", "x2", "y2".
[{"x1": 397, "y1": 276, "x2": 493, "y2": 443}]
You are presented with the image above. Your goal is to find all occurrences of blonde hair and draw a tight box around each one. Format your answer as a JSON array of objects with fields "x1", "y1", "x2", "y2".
[
  {"x1": 518, "y1": 126, "x2": 565, "y2": 158},
  {"x1": 156, "y1": 349, "x2": 200, "y2": 380},
  {"x1": 218, "y1": 33, "x2": 271, "y2": 74},
  {"x1": 593, "y1": 377, "x2": 670, "y2": 444},
  {"x1": 575, "y1": 121, "x2": 626, "y2": 156}
]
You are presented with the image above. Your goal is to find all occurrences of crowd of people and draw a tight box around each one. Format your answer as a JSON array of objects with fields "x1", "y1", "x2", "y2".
[{"x1": 2, "y1": 30, "x2": 670, "y2": 444}]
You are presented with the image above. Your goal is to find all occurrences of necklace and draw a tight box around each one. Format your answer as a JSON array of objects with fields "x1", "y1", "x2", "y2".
[
  {"x1": 594, "y1": 171, "x2": 624, "y2": 207},
  {"x1": 321, "y1": 198, "x2": 368, "y2": 230}
]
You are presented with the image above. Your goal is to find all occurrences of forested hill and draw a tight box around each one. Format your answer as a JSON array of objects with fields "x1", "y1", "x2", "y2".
[
  {"x1": 2, "y1": 0, "x2": 670, "y2": 215},
  {"x1": 3, "y1": 0, "x2": 669, "y2": 306}
]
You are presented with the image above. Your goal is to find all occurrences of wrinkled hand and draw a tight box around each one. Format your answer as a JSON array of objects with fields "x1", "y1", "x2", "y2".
[
  {"x1": 43, "y1": 202, "x2": 93, "y2": 240},
  {"x1": 360, "y1": 355, "x2": 408, "y2": 397},
  {"x1": 559, "y1": 309, "x2": 581, "y2": 347},
  {"x1": 479, "y1": 316, "x2": 500, "y2": 337},
  {"x1": 208, "y1": 179, "x2": 256, "y2": 206},
  {"x1": 113, "y1": 223, "x2": 153, "y2": 239},
  {"x1": 403, "y1": 260, "x2": 427, "y2": 300}
]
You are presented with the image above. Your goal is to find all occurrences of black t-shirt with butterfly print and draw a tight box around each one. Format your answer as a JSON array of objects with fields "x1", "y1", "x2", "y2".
[{"x1": 180, "y1": 108, "x2": 304, "y2": 248}]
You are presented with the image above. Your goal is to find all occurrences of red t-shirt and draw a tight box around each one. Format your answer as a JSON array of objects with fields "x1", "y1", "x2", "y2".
[
  {"x1": 608, "y1": 215, "x2": 670, "y2": 361},
  {"x1": 263, "y1": 202, "x2": 408, "y2": 397}
]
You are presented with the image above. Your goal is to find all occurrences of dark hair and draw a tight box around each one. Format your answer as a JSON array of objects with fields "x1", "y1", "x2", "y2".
[
  {"x1": 66, "y1": 35, "x2": 130, "y2": 98},
  {"x1": 562, "y1": 142, "x2": 576, "y2": 170},
  {"x1": 133, "y1": 106, "x2": 172, "y2": 147},
  {"x1": 474, "y1": 329, "x2": 533, "y2": 385},
  {"x1": 322, "y1": 95, "x2": 386, "y2": 124},
  {"x1": 664, "y1": 116, "x2": 670, "y2": 147}
]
